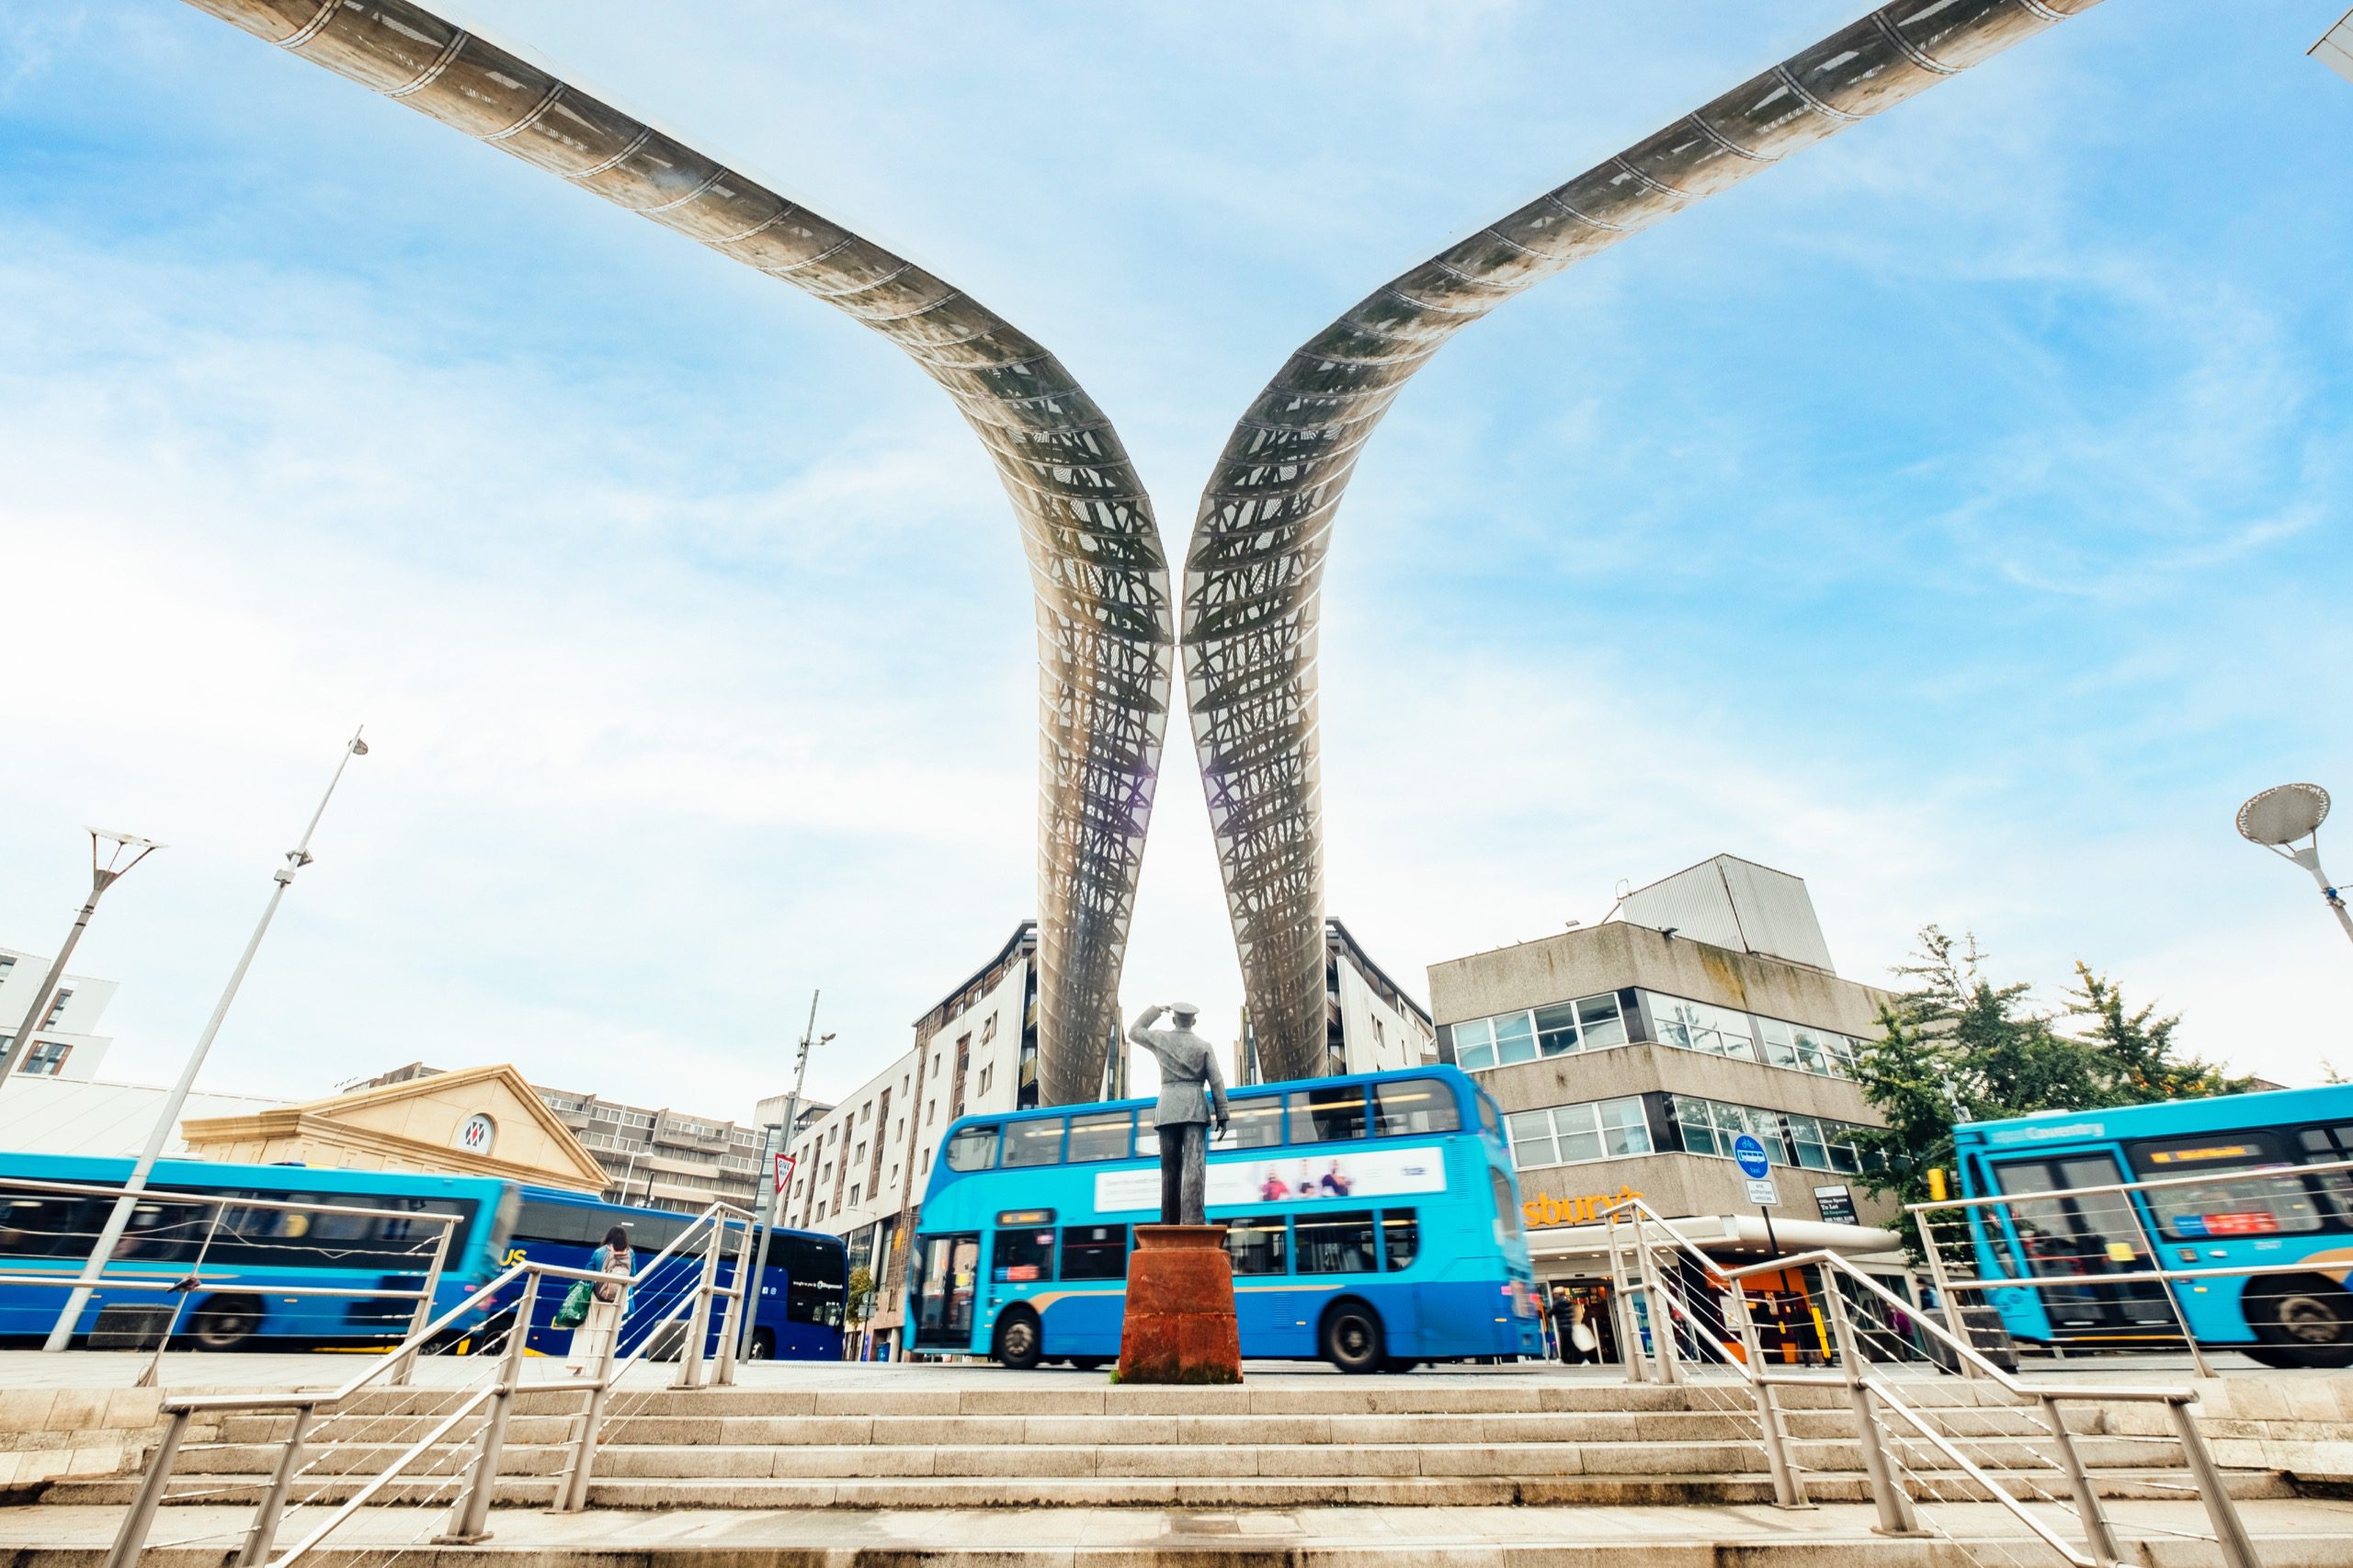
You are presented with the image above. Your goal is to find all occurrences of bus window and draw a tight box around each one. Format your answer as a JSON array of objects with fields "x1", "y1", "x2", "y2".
[
  {"x1": 2127, "y1": 1134, "x2": 2326, "y2": 1237},
  {"x1": 0, "y1": 1197, "x2": 87, "y2": 1258},
  {"x1": 945, "y1": 1125, "x2": 999, "y2": 1171},
  {"x1": 1373, "y1": 1078, "x2": 1461, "y2": 1137},
  {"x1": 1061, "y1": 1224, "x2": 1128, "y2": 1279},
  {"x1": 1216, "y1": 1098, "x2": 1286, "y2": 1150},
  {"x1": 993, "y1": 1225, "x2": 1056, "y2": 1282},
  {"x1": 1488, "y1": 1166, "x2": 1524, "y2": 1248},
  {"x1": 1136, "y1": 1111, "x2": 1160, "y2": 1157},
  {"x1": 1476, "y1": 1089, "x2": 1503, "y2": 1140},
  {"x1": 1225, "y1": 1214, "x2": 1288, "y2": 1275},
  {"x1": 1065, "y1": 1111, "x2": 1133, "y2": 1163},
  {"x1": 1296, "y1": 1210, "x2": 1377, "y2": 1274},
  {"x1": 1000, "y1": 1119, "x2": 1065, "y2": 1168},
  {"x1": 1380, "y1": 1210, "x2": 1419, "y2": 1270},
  {"x1": 1295, "y1": 1085, "x2": 1368, "y2": 1143}
]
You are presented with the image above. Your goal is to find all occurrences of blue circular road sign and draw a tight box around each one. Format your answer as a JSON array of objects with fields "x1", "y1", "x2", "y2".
[{"x1": 1732, "y1": 1133, "x2": 1770, "y2": 1180}]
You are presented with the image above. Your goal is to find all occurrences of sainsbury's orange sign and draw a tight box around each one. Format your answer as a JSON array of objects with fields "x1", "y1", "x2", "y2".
[{"x1": 1522, "y1": 1184, "x2": 1643, "y2": 1228}]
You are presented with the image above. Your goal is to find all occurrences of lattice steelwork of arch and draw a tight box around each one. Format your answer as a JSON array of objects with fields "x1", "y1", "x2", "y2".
[
  {"x1": 1182, "y1": 0, "x2": 2105, "y2": 1082},
  {"x1": 184, "y1": 0, "x2": 1171, "y2": 1105}
]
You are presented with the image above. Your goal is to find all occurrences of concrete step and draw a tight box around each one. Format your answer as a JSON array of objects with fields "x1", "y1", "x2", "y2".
[
  {"x1": 312, "y1": 1380, "x2": 2024, "y2": 1420},
  {"x1": 213, "y1": 1405, "x2": 2063, "y2": 1449},
  {"x1": 11, "y1": 1499, "x2": 2353, "y2": 1568},
  {"x1": 47, "y1": 1465, "x2": 2291, "y2": 1511}
]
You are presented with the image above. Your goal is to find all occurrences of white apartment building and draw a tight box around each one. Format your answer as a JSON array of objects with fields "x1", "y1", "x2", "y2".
[
  {"x1": 1236, "y1": 919, "x2": 1437, "y2": 1084},
  {"x1": 0, "y1": 946, "x2": 119, "y2": 1081},
  {"x1": 775, "y1": 922, "x2": 1042, "y2": 1357}
]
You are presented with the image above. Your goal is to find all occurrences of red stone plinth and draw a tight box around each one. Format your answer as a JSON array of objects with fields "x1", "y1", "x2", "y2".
[{"x1": 1117, "y1": 1223, "x2": 1242, "y2": 1385}]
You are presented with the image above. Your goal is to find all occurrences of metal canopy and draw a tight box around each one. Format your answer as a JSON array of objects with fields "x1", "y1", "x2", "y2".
[
  {"x1": 182, "y1": 0, "x2": 1173, "y2": 1105},
  {"x1": 1179, "y1": 0, "x2": 2106, "y2": 1082}
]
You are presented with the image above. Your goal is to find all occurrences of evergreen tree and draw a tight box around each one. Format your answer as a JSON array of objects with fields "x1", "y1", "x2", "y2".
[{"x1": 2064, "y1": 962, "x2": 2250, "y2": 1104}]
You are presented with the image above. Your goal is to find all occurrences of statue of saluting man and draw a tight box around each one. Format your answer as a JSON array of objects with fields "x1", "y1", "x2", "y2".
[{"x1": 1129, "y1": 1003, "x2": 1230, "y2": 1225}]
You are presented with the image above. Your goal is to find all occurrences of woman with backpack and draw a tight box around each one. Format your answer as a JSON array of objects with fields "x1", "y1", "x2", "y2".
[{"x1": 564, "y1": 1224, "x2": 633, "y2": 1376}]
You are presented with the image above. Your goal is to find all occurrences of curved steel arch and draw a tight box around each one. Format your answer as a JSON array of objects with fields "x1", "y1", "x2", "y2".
[
  {"x1": 184, "y1": 0, "x2": 1173, "y2": 1105},
  {"x1": 1183, "y1": 0, "x2": 2104, "y2": 1081}
]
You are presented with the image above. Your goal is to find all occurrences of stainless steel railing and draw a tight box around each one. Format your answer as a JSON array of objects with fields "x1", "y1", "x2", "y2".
[{"x1": 104, "y1": 1197, "x2": 758, "y2": 1568}]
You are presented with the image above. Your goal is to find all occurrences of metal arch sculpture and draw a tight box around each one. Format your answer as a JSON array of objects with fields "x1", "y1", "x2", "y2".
[
  {"x1": 1183, "y1": 0, "x2": 2104, "y2": 1082},
  {"x1": 182, "y1": 0, "x2": 1172, "y2": 1105}
]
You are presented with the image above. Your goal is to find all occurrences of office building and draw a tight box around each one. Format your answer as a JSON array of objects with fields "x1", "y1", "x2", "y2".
[{"x1": 1429, "y1": 856, "x2": 1912, "y2": 1356}]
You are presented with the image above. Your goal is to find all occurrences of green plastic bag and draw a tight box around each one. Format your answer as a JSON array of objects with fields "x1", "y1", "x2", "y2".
[{"x1": 553, "y1": 1279, "x2": 593, "y2": 1330}]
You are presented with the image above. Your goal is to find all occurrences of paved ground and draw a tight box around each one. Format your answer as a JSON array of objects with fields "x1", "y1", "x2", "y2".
[{"x1": 0, "y1": 1348, "x2": 2278, "y2": 1394}]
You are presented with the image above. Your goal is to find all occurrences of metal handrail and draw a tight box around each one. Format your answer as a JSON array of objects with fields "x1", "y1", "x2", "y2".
[
  {"x1": 1723, "y1": 1249, "x2": 2193, "y2": 1404},
  {"x1": 1866, "y1": 1375, "x2": 2109, "y2": 1568},
  {"x1": 108, "y1": 1199, "x2": 752, "y2": 1568}
]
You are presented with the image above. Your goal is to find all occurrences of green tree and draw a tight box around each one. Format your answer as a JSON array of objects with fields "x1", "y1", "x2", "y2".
[
  {"x1": 1854, "y1": 927, "x2": 2248, "y2": 1254},
  {"x1": 1852, "y1": 927, "x2": 2102, "y2": 1237},
  {"x1": 2064, "y1": 962, "x2": 2251, "y2": 1103},
  {"x1": 845, "y1": 1267, "x2": 876, "y2": 1329}
]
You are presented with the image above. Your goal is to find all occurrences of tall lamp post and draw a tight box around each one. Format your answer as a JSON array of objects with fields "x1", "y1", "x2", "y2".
[
  {"x1": 739, "y1": 993, "x2": 829, "y2": 1359},
  {"x1": 45, "y1": 729, "x2": 369, "y2": 1352},
  {"x1": 0, "y1": 830, "x2": 165, "y2": 1085},
  {"x1": 2236, "y1": 783, "x2": 2353, "y2": 949}
]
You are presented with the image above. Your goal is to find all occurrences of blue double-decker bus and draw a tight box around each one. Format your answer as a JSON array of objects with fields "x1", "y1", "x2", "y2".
[
  {"x1": 1956, "y1": 1085, "x2": 2353, "y2": 1367},
  {"x1": 0, "y1": 1153, "x2": 847, "y2": 1360},
  {"x1": 903, "y1": 1066, "x2": 1543, "y2": 1371}
]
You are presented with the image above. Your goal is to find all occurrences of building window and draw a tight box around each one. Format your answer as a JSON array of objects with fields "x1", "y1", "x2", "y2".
[
  {"x1": 1452, "y1": 990, "x2": 1625, "y2": 1070},
  {"x1": 848, "y1": 1185, "x2": 860, "y2": 1206},
  {"x1": 978, "y1": 1065, "x2": 993, "y2": 1096},
  {"x1": 41, "y1": 990, "x2": 71, "y2": 1028},
  {"x1": 1506, "y1": 1096, "x2": 1652, "y2": 1171},
  {"x1": 1670, "y1": 1094, "x2": 1876, "y2": 1175},
  {"x1": 982, "y1": 1013, "x2": 998, "y2": 1044},
  {"x1": 20, "y1": 1040, "x2": 70, "y2": 1077}
]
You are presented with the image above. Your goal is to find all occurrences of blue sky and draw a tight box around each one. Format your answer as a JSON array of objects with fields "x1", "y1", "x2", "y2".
[{"x1": 2, "y1": 2, "x2": 2348, "y2": 1115}]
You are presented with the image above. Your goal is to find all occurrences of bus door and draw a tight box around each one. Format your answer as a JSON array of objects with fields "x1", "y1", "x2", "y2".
[
  {"x1": 909, "y1": 1233, "x2": 980, "y2": 1350},
  {"x1": 1988, "y1": 1154, "x2": 2175, "y2": 1335}
]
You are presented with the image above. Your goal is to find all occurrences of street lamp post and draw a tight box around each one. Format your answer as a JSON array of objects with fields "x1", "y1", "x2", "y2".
[
  {"x1": 2237, "y1": 783, "x2": 2353, "y2": 949},
  {"x1": 44, "y1": 730, "x2": 369, "y2": 1352},
  {"x1": 739, "y1": 994, "x2": 829, "y2": 1359},
  {"x1": 0, "y1": 831, "x2": 164, "y2": 1085}
]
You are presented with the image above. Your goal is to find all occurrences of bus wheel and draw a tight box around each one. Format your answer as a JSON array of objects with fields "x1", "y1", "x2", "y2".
[
  {"x1": 1321, "y1": 1301, "x2": 1384, "y2": 1374},
  {"x1": 750, "y1": 1329, "x2": 776, "y2": 1361},
  {"x1": 190, "y1": 1295, "x2": 265, "y2": 1352},
  {"x1": 2249, "y1": 1277, "x2": 2353, "y2": 1368},
  {"x1": 994, "y1": 1307, "x2": 1044, "y2": 1370}
]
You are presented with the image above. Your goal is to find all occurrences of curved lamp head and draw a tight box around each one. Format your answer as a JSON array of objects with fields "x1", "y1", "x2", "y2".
[{"x1": 2237, "y1": 782, "x2": 2330, "y2": 848}]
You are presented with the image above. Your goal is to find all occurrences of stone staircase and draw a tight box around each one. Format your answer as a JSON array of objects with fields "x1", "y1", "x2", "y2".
[{"x1": 41, "y1": 1378, "x2": 2289, "y2": 1512}]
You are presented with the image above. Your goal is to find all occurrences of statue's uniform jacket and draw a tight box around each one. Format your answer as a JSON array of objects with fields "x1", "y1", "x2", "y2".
[{"x1": 1131, "y1": 1025, "x2": 1230, "y2": 1129}]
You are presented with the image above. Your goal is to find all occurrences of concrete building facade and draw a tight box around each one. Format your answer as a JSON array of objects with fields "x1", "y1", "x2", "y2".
[
  {"x1": 1429, "y1": 857, "x2": 1910, "y2": 1359},
  {"x1": 0, "y1": 947, "x2": 119, "y2": 1081}
]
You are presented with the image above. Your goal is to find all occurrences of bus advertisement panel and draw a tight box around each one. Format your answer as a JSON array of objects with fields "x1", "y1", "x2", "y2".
[
  {"x1": 1955, "y1": 1084, "x2": 2353, "y2": 1367},
  {"x1": 904, "y1": 1067, "x2": 1543, "y2": 1372}
]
